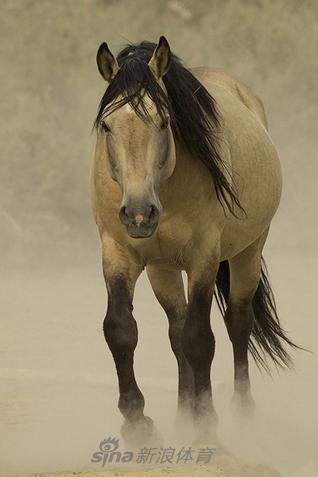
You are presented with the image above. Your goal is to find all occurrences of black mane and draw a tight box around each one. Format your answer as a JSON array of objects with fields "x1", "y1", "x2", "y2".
[{"x1": 95, "y1": 41, "x2": 243, "y2": 216}]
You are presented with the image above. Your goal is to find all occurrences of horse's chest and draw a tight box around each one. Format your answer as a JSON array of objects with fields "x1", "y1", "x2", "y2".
[{"x1": 130, "y1": 216, "x2": 193, "y2": 269}]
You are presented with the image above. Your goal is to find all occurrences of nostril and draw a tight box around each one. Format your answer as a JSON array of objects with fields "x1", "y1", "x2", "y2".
[
  {"x1": 119, "y1": 205, "x2": 129, "y2": 225},
  {"x1": 148, "y1": 204, "x2": 159, "y2": 223},
  {"x1": 149, "y1": 205, "x2": 155, "y2": 217}
]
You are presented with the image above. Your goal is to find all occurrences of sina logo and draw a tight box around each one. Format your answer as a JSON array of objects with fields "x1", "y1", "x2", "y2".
[{"x1": 91, "y1": 436, "x2": 133, "y2": 466}]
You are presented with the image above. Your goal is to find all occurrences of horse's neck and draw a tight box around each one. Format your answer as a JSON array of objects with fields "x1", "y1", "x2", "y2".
[{"x1": 160, "y1": 142, "x2": 216, "y2": 210}]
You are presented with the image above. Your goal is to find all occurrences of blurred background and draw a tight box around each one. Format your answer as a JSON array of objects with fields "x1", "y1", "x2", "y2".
[
  {"x1": 0, "y1": 1, "x2": 317, "y2": 477},
  {"x1": 0, "y1": 0, "x2": 317, "y2": 267}
]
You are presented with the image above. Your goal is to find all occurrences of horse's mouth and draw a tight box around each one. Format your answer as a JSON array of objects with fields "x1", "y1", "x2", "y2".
[{"x1": 126, "y1": 222, "x2": 158, "y2": 239}]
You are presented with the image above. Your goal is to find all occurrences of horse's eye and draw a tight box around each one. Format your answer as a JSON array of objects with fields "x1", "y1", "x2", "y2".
[{"x1": 102, "y1": 122, "x2": 111, "y2": 133}]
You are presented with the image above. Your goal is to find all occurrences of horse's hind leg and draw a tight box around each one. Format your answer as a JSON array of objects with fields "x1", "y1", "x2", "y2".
[
  {"x1": 102, "y1": 236, "x2": 160, "y2": 446},
  {"x1": 225, "y1": 230, "x2": 269, "y2": 411},
  {"x1": 146, "y1": 265, "x2": 195, "y2": 416}
]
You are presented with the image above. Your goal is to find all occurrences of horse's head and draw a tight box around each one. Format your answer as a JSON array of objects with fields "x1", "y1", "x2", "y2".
[{"x1": 96, "y1": 37, "x2": 176, "y2": 239}]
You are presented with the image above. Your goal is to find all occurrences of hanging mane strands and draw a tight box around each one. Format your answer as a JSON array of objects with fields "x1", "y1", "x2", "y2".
[{"x1": 95, "y1": 41, "x2": 244, "y2": 216}]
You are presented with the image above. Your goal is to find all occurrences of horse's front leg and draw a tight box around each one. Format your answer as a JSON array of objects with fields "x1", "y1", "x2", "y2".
[
  {"x1": 102, "y1": 237, "x2": 155, "y2": 446},
  {"x1": 146, "y1": 265, "x2": 195, "y2": 418},
  {"x1": 182, "y1": 252, "x2": 219, "y2": 442}
]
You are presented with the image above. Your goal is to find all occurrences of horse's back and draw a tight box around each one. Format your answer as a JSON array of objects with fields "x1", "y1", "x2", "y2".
[{"x1": 190, "y1": 67, "x2": 268, "y2": 130}]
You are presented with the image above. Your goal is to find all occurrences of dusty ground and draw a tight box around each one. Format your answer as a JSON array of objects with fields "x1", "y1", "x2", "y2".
[
  {"x1": 0, "y1": 464, "x2": 257, "y2": 477},
  {"x1": 1, "y1": 252, "x2": 317, "y2": 477},
  {"x1": 0, "y1": 463, "x2": 283, "y2": 477}
]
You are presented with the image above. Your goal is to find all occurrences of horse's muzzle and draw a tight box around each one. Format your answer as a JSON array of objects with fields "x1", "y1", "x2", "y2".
[{"x1": 119, "y1": 203, "x2": 160, "y2": 238}]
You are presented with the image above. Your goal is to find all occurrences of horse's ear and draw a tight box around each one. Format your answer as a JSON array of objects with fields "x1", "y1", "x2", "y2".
[
  {"x1": 96, "y1": 42, "x2": 119, "y2": 82},
  {"x1": 148, "y1": 36, "x2": 171, "y2": 79}
]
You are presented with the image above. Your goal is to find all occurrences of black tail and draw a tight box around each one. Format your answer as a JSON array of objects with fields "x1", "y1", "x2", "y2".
[{"x1": 215, "y1": 258, "x2": 302, "y2": 372}]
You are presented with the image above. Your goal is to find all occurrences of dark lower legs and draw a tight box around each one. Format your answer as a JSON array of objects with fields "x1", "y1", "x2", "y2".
[
  {"x1": 182, "y1": 282, "x2": 216, "y2": 422},
  {"x1": 168, "y1": 309, "x2": 195, "y2": 411},
  {"x1": 103, "y1": 275, "x2": 161, "y2": 445},
  {"x1": 146, "y1": 267, "x2": 194, "y2": 414},
  {"x1": 101, "y1": 234, "x2": 160, "y2": 445},
  {"x1": 103, "y1": 277, "x2": 145, "y2": 421},
  {"x1": 147, "y1": 263, "x2": 218, "y2": 442},
  {"x1": 225, "y1": 301, "x2": 255, "y2": 401},
  {"x1": 224, "y1": 233, "x2": 267, "y2": 410}
]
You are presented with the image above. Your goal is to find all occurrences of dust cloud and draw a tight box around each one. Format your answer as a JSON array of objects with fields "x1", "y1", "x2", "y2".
[{"x1": 0, "y1": 1, "x2": 317, "y2": 476}]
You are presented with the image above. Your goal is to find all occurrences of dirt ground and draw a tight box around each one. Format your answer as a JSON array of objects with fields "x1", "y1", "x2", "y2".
[
  {"x1": 0, "y1": 463, "x2": 283, "y2": 477},
  {"x1": 1, "y1": 252, "x2": 317, "y2": 477}
]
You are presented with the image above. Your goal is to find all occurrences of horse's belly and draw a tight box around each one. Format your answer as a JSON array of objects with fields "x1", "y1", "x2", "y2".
[
  {"x1": 220, "y1": 221, "x2": 268, "y2": 260},
  {"x1": 220, "y1": 154, "x2": 282, "y2": 259}
]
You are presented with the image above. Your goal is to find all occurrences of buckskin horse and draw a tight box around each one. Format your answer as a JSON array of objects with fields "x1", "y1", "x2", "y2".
[{"x1": 91, "y1": 37, "x2": 298, "y2": 444}]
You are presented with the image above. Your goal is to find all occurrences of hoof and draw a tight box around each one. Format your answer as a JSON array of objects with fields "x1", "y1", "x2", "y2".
[
  {"x1": 193, "y1": 411, "x2": 219, "y2": 447},
  {"x1": 192, "y1": 427, "x2": 229, "y2": 458},
  {"x1": 121, "y1": 416, "x2": 163, "y2": 449}
]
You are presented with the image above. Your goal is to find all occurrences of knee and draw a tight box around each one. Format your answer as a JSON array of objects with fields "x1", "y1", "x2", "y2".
[
  {"x1": 225, "y1": 302, "x2": 254, "y2": 344},
  {"x1": 182, "y1": 320, "x2": 215, "y2": 370},
  {"x1": 103, "y1": 307, "x2": 138, "y2": 359},
  {"x1": 229, "y1": 296, "x2": 254, "y2": 312}
]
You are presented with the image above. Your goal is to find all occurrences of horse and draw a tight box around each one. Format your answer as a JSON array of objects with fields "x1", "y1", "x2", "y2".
[{"x1": 91, "y1": 36, "x2": 298, "y2": 445}]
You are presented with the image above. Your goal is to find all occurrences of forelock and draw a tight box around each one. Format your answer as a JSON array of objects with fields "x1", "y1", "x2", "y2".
[{"x1": 95, "y1": 55, "x2": 170, "y2": 129}]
